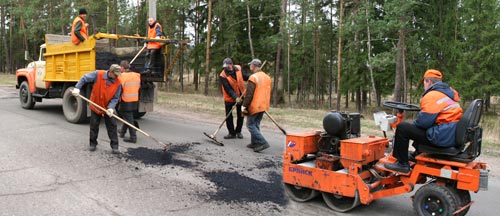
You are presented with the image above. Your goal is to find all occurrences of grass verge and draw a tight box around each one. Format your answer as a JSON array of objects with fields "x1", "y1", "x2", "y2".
[{"x1": 0, "y1": 73, "x2": 16, "y2": 86}]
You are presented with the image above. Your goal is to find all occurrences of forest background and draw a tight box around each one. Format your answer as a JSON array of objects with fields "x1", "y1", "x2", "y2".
[{"x1": 0, "y1": 0, "x2": 499, "y2": 113}]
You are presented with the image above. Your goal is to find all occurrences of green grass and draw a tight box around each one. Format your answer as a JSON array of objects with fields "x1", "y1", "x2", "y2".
[{"x1": 0, "y1": 73, "x2": 16, "y2": 86}]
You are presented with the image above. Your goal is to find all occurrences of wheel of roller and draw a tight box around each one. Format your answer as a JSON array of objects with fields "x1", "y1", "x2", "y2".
[
  {"x1": 283, "y1": 183, "x2": 319, "y2": 202},
  {"x1": 321, "y1": 191, "x2": 360, "y2": 212}
]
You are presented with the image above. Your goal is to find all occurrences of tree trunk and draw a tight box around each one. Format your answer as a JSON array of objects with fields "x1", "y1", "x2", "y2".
[
  {"x1": 336, "y1": 0, "x2": 344, "y2": 111},
  {"x1": 272, "y1": 0, "x2": 287, "y2": 106},
  {"x1": 313, "y1": 1, "x2": 320, "y2": 109},
  {"x1": 329, "y1": 0, "x2": 334, "y2": 108},
  {"x1": 394, "y1": 23, "x2": 406, "y2": 102},
  {"x1": 180, "y1": 8, "x2": 185, "y2": 92},
  {"x1": 365, "y1": 2, "x2": 378, "y2": 107},
  {"x1": 287, "y1": 0, "x2": 291, "y2": 107},
  {"x1": 193, "y1": 0, "x2": 200, "y2": 91},
  {"x1": 0, "y1": 5, "x2": 5, "y2": 72},
  {"x1": 246, "y1": 0, "x2": 255, "y2": 59},
  {"x1": 204, "y1": 0, "x2": 213, "y2": 96}
]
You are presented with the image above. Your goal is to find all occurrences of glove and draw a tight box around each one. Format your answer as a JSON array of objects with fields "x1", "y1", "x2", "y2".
[
  {"x1": 235, "y1": 97, "x2": 243, "y2": 105},
  {"x1": 155, "y1": 36, "x2": 160, "y2": 39},
  {"x1": 72, "y1": 88, "x2": 80, "y2": 96},
  {"x1": 143, "y1": 42, "x2": 147, "y2": 47},
  {"x1": 242, "y1": 106, "x2": 248, "y2": 116},
  {"x1": 106, "y1": 108, "x2": 115, "y2": 117}
]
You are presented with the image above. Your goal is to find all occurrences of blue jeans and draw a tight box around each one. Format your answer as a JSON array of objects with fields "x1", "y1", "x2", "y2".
[{"x1": 246, "y1": 112, "x2": 268, "y2": 145}]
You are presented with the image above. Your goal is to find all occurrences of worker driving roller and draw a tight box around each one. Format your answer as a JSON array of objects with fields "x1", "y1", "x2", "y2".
[
  {"x1": 384, "y1": 69, "x2": 463, "y2": 173},
  {"x1": 219, "y1": 58, "x2": 249, "y2": 139}
]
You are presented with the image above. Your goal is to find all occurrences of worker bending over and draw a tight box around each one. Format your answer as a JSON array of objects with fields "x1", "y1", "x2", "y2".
[{"x1": 72, "y1": 65, "x2": 122, "y2": 154}]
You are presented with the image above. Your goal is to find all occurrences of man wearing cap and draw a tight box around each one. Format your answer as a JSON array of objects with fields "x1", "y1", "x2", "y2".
[
  {"x1": 220, "y1": 58, "x2": 249, "y2": 139},
  {"x1": 242, "y1": 59, "x2": 272, "y2": 152},
  {"x1": 144, "y1": 17, "x2": 163, "y2": 73},
  {"x1": 118, "y1": 60, "x2": 141, "y2": 143},
  {"x1": 72, "y1": 65, "x2": 123, "y2": 154},
  {"x1": 71, "y1": 8, "x2": 88, "y2": 45},
  {"x1": 385, "y1": 69, "x2": 462, "y2": 173}
]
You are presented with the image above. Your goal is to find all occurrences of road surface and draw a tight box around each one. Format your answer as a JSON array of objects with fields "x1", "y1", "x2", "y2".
[{"x1": 0, "y1": 86, "x2": 497, "y2": 215}]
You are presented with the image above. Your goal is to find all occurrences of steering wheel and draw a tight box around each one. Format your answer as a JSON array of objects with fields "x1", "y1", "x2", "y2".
[{"x1": 383, "y1": 101, "x2": 420, "y2": 112}]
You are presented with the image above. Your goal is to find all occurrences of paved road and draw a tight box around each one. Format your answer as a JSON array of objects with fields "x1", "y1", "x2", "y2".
[{"x1": 0, "y1": 86, "x2": 497, "y2": 216}]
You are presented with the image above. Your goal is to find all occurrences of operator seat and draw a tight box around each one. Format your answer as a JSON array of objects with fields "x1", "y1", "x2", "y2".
[{"x1": 417, "y1": 99, "x2": 483, "y2": 162}]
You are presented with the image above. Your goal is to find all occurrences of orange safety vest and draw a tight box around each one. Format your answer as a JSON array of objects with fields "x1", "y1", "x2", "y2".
[
  {"x1": 247, "y1": 71, "x2": 272, "y2": 115},
  {"x1": 90, "y1": 70, "x2": 121, "y2": 115},
  {"x1": 119, "y1": 72, "x2": 141, "y2": 102},
  {"x1": 71, "y1": 16, "x2": 88, "y2": 45},
  {"x1": 220, "y1": 65, "x2": 246, "y2": 103},
  {"x1": 147, "y1": 22, "x2": 163, "y2": 49}
]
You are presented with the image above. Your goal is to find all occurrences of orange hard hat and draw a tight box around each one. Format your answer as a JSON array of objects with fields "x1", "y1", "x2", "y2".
[{"x1": 420, "y1": 69, "x2": 442, "y2": 84}]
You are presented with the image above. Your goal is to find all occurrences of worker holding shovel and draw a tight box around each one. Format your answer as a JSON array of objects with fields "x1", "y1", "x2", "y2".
[
  {"x1": 219, "y1": 58, "x2": 250, "y2": 139},
  {"x1": 72, "y1": 64, "x2": 123, "y2": 154},
  {"x1": 242, "y1": 59, "x2": 272, "y2": 152}
]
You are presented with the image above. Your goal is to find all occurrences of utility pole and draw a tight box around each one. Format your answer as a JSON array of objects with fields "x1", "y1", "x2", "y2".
[{"x1": 148, "y1": 0, "x2": 157, "y2": 19}]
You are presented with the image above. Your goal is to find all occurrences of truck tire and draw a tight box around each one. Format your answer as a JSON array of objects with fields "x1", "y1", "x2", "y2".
[
  {"x1": 62, "y1": 87, "x2": 88, "y2": 123},
  {"x1": 19, "y1": 81, "x2": 35, "y2": 109}
]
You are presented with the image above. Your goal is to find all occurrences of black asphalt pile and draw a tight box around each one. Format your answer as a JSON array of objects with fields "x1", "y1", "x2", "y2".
[
  {"x1": 125, "y1": 147, "x2": 197, "y2": 168},
  {"x1": 203, "y1": 171, "x2": 287, "y2": 206},
  {"x1": 256, "y1": 158, "x2": 282, "y2": 169}
]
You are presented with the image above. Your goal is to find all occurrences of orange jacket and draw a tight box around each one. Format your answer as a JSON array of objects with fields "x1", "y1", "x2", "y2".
[
  {"x1": 119, "y1": 72, "x2": 141, "y2": 102},
  {"x1": 71, "y1": 16, "x2": 87, "y2": 45},
  {"x1": 90, "y1": 70, "x2": 122, "y2": 115},
  {"x1": 247, "y1": 71, "x2": 272, "y2": 115},
  {"x1": 414, "y1": 82, "x2": 462, "y2": 147},
  {"x1": 147, "y1": 22, "x2": 163, "y2": 49},
  {"x1": 220, "y1": 65, "x2": 246, "y2": 102}
]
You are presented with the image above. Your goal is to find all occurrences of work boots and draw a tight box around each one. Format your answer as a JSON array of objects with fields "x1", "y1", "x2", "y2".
[
  {"x1": 236, "y1": 133, "x2": 244, "y2": 139},
  {"x1": 224, "y1": 134, "x2": 236, "y2": 139},
  {"x1": 124, "y1": 137, "x2": 137, "y2": 143},
  {"x1": 384, "y1": 161, "x2": 410, "y2": 174},
  {"x1": 253, "y1": 143, "x2": 270, "y2": 153}
]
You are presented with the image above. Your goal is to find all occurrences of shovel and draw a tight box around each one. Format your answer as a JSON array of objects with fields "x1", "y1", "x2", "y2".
[
  {"x1": 77, "y1": 94, "x2": 171, "y2": 151},
  {"x1": 203, "y1": 95, "x2": 244, "y2": 146}
]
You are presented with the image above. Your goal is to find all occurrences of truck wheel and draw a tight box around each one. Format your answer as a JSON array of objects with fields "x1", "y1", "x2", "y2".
[
  {"x1": 62, "y1": 87, "x2": 88, "y2": 123},
  {"x1": 134, "y1": 111, "x2": 146, "y2": 119},
  {"x1": 413, "y1": 183, "x2": 458, "y2": 216},
  {"x1": 19, "y1": 81, "x2": 35, "y2": 109}
]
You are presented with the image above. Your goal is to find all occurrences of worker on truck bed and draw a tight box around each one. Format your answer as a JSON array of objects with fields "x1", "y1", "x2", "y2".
[
  {"x1": 144, "y1": 17, "x2": 163, "y2": 74},
  {"x1": 71, "y1": 8, "x2": 88, "y2": 45},
  {"x1": 385, "y1": 69, "x2": 463, "y2": 173},
  {"x1": 118, "y1": 60, "x2": 141, "y2": 143},
  {"x1": 72, "y1": 65, "x2": 123, "y2": 154},
  {"x1": 242, "y1": 59, "x2": 272, "y2": 152},
  {"x1": 220, "y1": 58, "x2": 249, "y2": 140}
]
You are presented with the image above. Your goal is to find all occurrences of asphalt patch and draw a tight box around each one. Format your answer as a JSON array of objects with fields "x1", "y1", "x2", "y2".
[
  {"x1": 256, "y1": 159, "x2": 282, "y2": 169},
  {"x1": 125, "y1": 147, "x2": 197, "y2": 168},
  {"x1": 203, "y1": 171, "x2": 287, "y2": 206}
]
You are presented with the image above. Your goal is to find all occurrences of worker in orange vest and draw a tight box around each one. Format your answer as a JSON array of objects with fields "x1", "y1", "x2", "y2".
[
  {"x1": 71, "y1": 8, "x2": 88, "y2": 45},
  {"x1": 118, "y1": 60, "x2": 141, "y2": 143},
  {"x1": 220, "y1": 58, "x2": 250, "y2": 139},
  {"x1": 144, "y1": 17, "x2": 163, "y2": 74},
  {"x1": 72, "y1": 64, "x2": 122, "y2": 154},
  {"x1": 242, "y1": 59, "x2": 272, "y2": 152}
]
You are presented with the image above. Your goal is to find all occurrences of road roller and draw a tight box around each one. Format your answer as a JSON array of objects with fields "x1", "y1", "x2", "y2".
[{"x1": 282, "y1": 100, "x2": 488, "y2": 215}]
